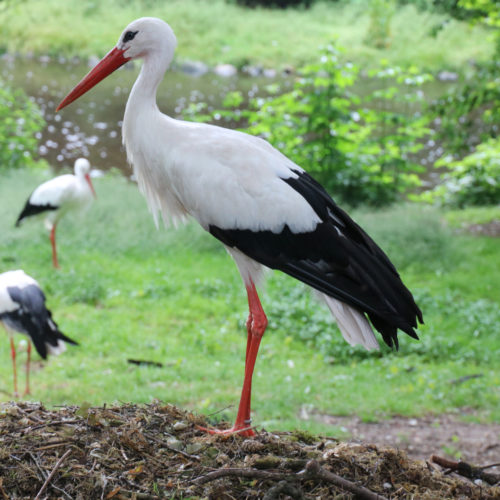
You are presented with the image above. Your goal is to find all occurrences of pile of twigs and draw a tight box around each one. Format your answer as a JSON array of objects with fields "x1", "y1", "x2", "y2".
[{"x1": 0, "y1": 401, "x2": 498, "y2": 499}]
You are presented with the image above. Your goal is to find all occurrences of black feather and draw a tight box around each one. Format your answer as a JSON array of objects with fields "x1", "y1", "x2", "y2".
[
  {"x1": 209, "y1": 170, "x2": 423, "y2": 349},
  {"x1": 15, "y1": 200, "x2": 58, "y2": 227},
  {"x1": 1, "y1": 285, "x2": 77, "y2": 358}
]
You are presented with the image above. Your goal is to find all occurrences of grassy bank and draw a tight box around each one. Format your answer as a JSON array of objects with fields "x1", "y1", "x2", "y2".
[
  {"x1": 0, "y1": 0, "x2": 494, "y2": 70},
  {"x1": 0, "y1": 169, "x2": 498, "y2": 434}
]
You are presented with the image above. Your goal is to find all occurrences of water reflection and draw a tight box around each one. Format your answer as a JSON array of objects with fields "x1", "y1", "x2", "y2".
[{"x1": 1, "y1": 55, "x2": 287, "y2": 175}]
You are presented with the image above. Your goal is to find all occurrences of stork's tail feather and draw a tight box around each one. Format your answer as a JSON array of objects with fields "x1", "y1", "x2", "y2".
[
  {"x1": 31, "y1": 310, "x2": 78, "y2": 359},
  {"x1": 323, "y1": 295, "x2": 380, "y2": 351},
  {"x1": 15, "y1": 210, "x2": 26, "y2": 227},
  {"x1": 368, "y1": 313, "x2": 420, "y2": 350},
  {"x1": 15, "y1": 201, "x2": 34, "y2": 227}
]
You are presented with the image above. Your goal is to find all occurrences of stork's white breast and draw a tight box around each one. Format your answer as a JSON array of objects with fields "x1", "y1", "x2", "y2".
[{"x1": 127, "y1": 116, "x2": 321, "y2": 233}]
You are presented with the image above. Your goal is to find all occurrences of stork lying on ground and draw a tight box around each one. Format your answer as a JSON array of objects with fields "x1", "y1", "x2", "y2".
[
  {"x1": 16, "y1": 158, "x2": 96, "y2": 268},
  {"x1": 57, "y1": 17, "x2": 423, "y2": 436},
  {"x1": 0, "y1": 270, "x2": 78, "y2": 396}
]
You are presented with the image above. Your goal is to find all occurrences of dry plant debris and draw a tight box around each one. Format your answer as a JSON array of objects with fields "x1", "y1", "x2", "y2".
[{"x1": 0, "y1": 401, "x2": 498, "y2": 499}]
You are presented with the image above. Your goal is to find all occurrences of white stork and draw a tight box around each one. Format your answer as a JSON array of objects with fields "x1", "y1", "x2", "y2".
[
  {"x1": 0, "y1": 270, "x2": 78, "y2": 396},
  {"x1": 57, "y1": 18, "x2": 423, "y2": 436},
  {"x1": 16, "y1": 158, "x2": 96, "y2": 268}
]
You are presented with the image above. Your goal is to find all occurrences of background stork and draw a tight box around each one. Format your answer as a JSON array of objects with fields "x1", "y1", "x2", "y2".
[
  {"x1": 16, "y1": 158, "x2": 96, "y2": 268},
  {"x1": 57, "y1": 17, "x2": 423, "y2": 436},
  {"x1": 0, "y1": 270, "x2": 78, "y2": 396}
]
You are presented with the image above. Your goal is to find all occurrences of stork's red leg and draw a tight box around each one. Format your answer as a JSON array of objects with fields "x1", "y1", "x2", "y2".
[
  {"x1": 50, "y1": 224, "x2": 60, "y2": 268},
  {"x1": 10, "y1": 337, "x2": 18, "y2": 398},
  {"x1": 24, "y1": 341, "x2": 31, "y2": 396},
  {"x1": 200, "y1": 280, "x2": 267, "y2": 437}
]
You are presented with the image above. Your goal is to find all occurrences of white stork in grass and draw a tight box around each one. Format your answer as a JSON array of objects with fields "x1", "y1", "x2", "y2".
[
  {"x1": 57, "y1": 17, "x2": 423, "y2": 436},
  {"x1": 0, "y1": 270, "x2": 78, "y2": 396},
  {"x1": 15, "y1": 158, "x2": 96, "y2": 268}
]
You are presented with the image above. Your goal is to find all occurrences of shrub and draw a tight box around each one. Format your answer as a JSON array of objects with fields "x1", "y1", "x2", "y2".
[
  {"x1": 0, "y1": 80, "x2": 45, "y2": 170},
  {"x1": 189, "y1": 44, "x2": 432, "y2": 206},
  {"x1": 414, "y1": 138, "x2": 500, "y2": 207},
  {"x1": 366, "y1": 0, "x2": 396, "y2": 49},
  {"x1": 428, "y1": 61, "x2": 499, "y2": 158}
]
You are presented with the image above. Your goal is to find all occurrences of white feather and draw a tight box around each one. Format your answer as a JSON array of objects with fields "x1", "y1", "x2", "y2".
[
  {"x1": 226, "y1": 247, "x2": 266, "y2": 288},
  {"x1": 121, "y1": 21, "x2": 320, "y2": 236},
  {"x1": 47, "y1": 340, "x2": 67, "y2": 356},
  {"x1": 0, "y1": 271, "x2": 70, "y2": 357},
  {"x1": 20, "y1": 158, "x2": 94, "y2": 229},
  {"x1": 322, "y1": 294, "x2": 379, "y2": 350},
  {"x1": 0, "y1": 270, "x2": 39, "y2": 314}
]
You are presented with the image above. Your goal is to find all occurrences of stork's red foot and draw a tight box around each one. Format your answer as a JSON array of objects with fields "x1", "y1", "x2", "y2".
[{"x1": 197, "y1": 424, "x2": 256, "y2": 437}]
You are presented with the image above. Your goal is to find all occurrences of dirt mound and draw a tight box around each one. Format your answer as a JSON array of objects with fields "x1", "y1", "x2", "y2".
[{"x1": 0, "y1": 401, "x2": 498, "y2": 499}]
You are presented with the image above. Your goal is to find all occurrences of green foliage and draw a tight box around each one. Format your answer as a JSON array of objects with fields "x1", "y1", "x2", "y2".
[
  {"x1": 428, "y1": 60, "x2": 499, "y2": 157},
  {"x1": 444, "y1": 205, "x2": 500, "y2": 227},
  {"x1": 0, "y1": 80, "x2": 45, "y2": 170},
  {"x1": 402, "y1": 0, "x2": 500, "y2": 29},
  {"x1": 196, "y1": 45, "x2": 431, "y2": 206},
  {"x1": 366, "y1": 0, "x2": 396, "y2": 49},
  {"x1": 228, "y1": 0, "x2": 313, "y2": 8},
  {"x1": 414, "y1": 138, "x2": 500, "y2": 207},
  {"x1": 411, "y1": 0, "x2": 500, "y2": 208},
  {"x1": 448, "y1": 0, "x2": 500, "y2": 29}
]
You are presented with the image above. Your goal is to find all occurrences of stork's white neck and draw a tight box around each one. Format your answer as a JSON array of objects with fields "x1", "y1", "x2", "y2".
[
  {"x1": 125, "y1": 49, "x2": 171, "y2": 119},
  {"x1": 122, "y1": 47, "x2": 189, "y2": 227}
]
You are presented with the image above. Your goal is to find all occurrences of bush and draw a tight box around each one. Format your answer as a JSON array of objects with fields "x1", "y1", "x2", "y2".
[
  {"x1": 414, "y1": 138, "x2": 500, "y2": 207},
  {"x1": 428, "y1": 61, "x2": 499, "y2": 158},
  {"x1": 189, "y1": 44, "x2": 431, "y2": 206},
  {"x1": 366, "y1": 0, "x2": 396, "y2": 49},
  {"x1": 0, "y1": 81, "x2": 45, "y2": 170}
]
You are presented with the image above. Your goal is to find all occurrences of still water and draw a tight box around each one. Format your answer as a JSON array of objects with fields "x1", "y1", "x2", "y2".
[
  {"x1": 2, "y1": 54, "x2": 453, "y2": 185},
  {"x1": 1, "y1": 54, "x2": 287, "y2": 175}
]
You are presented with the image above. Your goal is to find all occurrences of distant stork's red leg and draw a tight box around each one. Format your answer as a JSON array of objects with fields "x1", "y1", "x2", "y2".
[
  {"x1": 200, "y1": 279, "x2": 267, "y2": 437},
  {"x1": 50, "y1": 224, "x2": 60, "y2": 269},
  {"x1": 24, "y1": 341, "x2": 32, "y2": 396},
  {"x1": 10, "y1": 337, "x2": 18, "y2": 398}
]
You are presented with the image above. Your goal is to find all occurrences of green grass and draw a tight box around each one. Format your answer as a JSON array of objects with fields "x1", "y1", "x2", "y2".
[
  {"x1": 444, "y1": 205, "x2": 500, "y2": 228},
  {"x1": 0, "y1": 0, "x2": 494, "y2": 70},
  {"x1": 1, "y1": 169, "x2": 499, "y2": 433}
]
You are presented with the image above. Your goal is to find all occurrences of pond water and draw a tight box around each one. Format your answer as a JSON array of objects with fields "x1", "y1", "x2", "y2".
[
  {"x1": 1, "y1": 55, "x2": 289, "y2": 176},
  {"x1": 1, "y1": 54, "x2": 453, "y2": 185}
]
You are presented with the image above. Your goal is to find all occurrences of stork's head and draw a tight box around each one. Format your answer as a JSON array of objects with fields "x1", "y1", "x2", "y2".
[
  {"x1": 74, "y1": 158, "x2": 96, "y2": 198},
  {"x1": 56, "y1": 17, "x2": 177, "y2": 112},
  {"x1": 117, "y1": 17, "x2": 177, "y2": 61},
  {"x1": 74, "y1": 158, "x2": 90, "y2": 176}
]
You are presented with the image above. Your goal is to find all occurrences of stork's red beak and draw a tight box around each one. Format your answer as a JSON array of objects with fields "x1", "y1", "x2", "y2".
[
  {"x1": 85, "y1": 173, "x2": 97, "y2": 198},
  {"x1": 56, "y1": 47, "x2": 130, "y2": 111}
]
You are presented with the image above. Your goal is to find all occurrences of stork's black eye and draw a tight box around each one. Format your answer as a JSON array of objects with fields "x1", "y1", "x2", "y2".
[{"x1": 123, "y1": 30, "x2": 138, "y2": 43}]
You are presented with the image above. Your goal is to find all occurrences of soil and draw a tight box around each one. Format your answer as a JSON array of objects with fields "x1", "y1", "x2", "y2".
[
  {"x1": 0, "y1": 401, "x2": 498, "y2": 499},
  {"x1": 314, "y1": 413, "x2": 500, "y2": 472},
  {"x1": 466, "y1": 220, "x2": 500, "y2": 237}
]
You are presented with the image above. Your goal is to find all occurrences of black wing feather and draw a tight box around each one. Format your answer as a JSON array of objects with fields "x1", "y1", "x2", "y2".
[
  {"x1": 209, "y1": 170, "x2": 423, "y2": 348},
  {"x1": 1, "y1": 285, "x2": 77, "y2": 358},
  {"x1": 15, "y1": 198, "x2": 58, "y2": 227}
]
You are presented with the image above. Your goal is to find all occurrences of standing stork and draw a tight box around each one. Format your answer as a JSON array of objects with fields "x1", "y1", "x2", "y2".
[
  {"x1": 57, "y1": 18, "x2": 423, "y2": 436},
  {"x1": 0, "y1": 270, "x2": 78, "y2": 396},
  {"x1": 16, "y1": 158, "x2": 96, "y2": 268}
]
